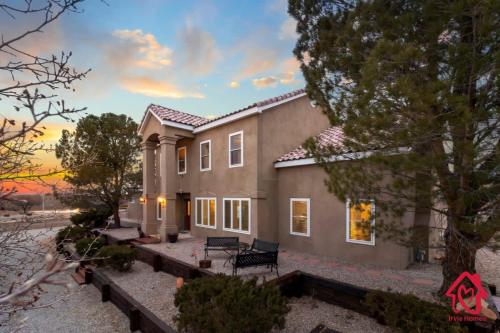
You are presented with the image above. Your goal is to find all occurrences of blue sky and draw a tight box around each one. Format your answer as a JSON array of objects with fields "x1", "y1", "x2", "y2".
[
  {"x1": 44, "y1": 0, "x2": 303, "y2": 122},
  {"x1": 0, "y1": 0, "x2": 303, "y2": 177}
]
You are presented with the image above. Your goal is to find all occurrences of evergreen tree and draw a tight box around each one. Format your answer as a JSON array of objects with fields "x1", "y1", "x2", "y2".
[
  {"x1": 289, "y1": 0, "x2": 499, "y2": 293},
  {"x1": 56, "y1": 113, "x2": 141, "y2": 227}
]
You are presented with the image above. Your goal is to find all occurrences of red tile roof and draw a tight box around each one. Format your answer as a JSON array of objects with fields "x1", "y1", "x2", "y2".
[
  {"x1": 147, "y1": 104, "x2": 210, "y2": 127},
  {"x1": 276, "y1": 127, "x2": 345, "y2": 162},
  {"x1": 141, "y1": 88, "x2": 307, "y2": 131},
  {"x1": 200, "y1": 88, "x2": 306, "y2": 126}
]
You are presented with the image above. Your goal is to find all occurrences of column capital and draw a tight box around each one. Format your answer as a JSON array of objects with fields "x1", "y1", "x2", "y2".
[
  {"x1": 159, "y1": 135, "x2": 178, "y2": 145},
  {"x1": 141, "y1": 141, "x2": 157, "y2": 150}
]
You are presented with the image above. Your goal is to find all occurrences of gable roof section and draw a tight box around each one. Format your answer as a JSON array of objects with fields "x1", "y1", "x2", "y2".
[
  {"x1": 275, "y1": 127, "x2": 345, "y2": 163},
  {"x1": 138, "y1": 88, "x2": 307, "y2": 135}
]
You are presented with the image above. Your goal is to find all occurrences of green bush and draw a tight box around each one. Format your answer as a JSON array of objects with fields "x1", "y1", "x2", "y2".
[
  {"x1": 55, "y1": 225, "x2": 90, "y2": 246},
  {"x1": 364, "y1": 290, "x2": 467, "y2": 333},
  {"x1": 75, "y1": 236, "x2": 105, "y2": 257},
  {"x1": 174, "y1": 274, "x2": 289, "y2": 333},
  {"x1": 96, "y1": 244, "x2": 137, "y2": 272},
  {"x1": 70, "y1": 207, "x2": 112, "y2": 228}
]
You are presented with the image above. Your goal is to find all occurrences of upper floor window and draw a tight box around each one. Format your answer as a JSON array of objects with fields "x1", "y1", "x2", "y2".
[
  {"x1": 290, "y1": 198, "x2": 310, "y2": 236},
  {"x1": 177, "y1": 146, "x2": 187, "y2": 174},
  {"x1": 228, "y1": 131, "x2": 243, "y2": 168},
  {"x1": 346, "y1": 199, "x2": 375, "y2": 246},
  {"x1": 200, "y1": 140, "x2": 211, "y2": 171}
]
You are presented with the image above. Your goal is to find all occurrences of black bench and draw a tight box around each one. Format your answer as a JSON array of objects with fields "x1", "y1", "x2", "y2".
[
  {"x1": 243, "y1": 238, "x2": 279, "y2": 254},
  {"x1": 204, "y1": 237, "x2": 239, "y2": 259},
  {"x1": 233, "y1": 239, "x2": 279, "y2": 276}
]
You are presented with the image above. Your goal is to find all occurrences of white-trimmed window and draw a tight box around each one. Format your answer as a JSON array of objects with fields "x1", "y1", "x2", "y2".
[
  {"x1": 346, "y1": 199, "x2": 375, "y2": 245},
  {"x1": 290, "y1": 198, "x2": 310, "y2": 236},
  {"x1": 228, "y1": 131, "x2": 243, "y2": 167},
  {"x1": 157, "y1": 200, "x2": 162, "y2": 221},
  {"x1": 177, "y1": 146, "x2": 187, "y2": 174},
  {"x1": 195, "y1": 198, "x2": 216, "y2": 228},
  {"x1": 223, "y1": 198, "x2": 250, "y2": 234},
  {"x1": 200, "y1": 140, "x2": 211, "y2": 171}
]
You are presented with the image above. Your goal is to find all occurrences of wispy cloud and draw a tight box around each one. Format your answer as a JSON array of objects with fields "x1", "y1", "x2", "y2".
[
  {"x1": 112, "y1": 29, "x2": 172, "y2": 69},
  {"x1": 176, "y1": 21, "x2": 220, "y2": 75},
  {"x1": 229, "y1": 81, "x2": 240, "y2": 88},
  {"x1": 252, "y1": 76, "x2": 278, "y2": 88},
  {"x1": 278, "y1": 17, "x2": 298, "y2": 40},
  {"x1": 120, "y1": 76, "x2": 205, "y2": 99}
]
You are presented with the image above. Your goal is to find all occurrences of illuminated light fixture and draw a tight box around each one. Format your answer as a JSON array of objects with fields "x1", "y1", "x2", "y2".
[
  {"x1": 139, "y1": 196, "x2": 146, "y2": 204},
  {"x1": 157, "y1": 197, "x2": 166, "y2": 206}
]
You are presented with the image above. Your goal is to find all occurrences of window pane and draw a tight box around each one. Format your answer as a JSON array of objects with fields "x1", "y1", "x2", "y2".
[
  {"x1": 230, "y1": 150, "x2": 241, "y2": 165},
  {"x1": 224, "y1": 201, "x2": 231, "y2": 229},
  {"x1": 209, "y1": 200, "x2": 216, "y2": 226},
  {"x1": 179, "y1": 160, "x2": 186, "y2": 173},
  {"x1": 158, "y1": 202, "x2": 162, "y2": 219},
  {"x1": 201, "y1": 143, "x2": 210, "y2": 169},
  {"x1": 230, "y1": 134, "x2": 241, "y2": 150},
  {"x1": 232, "y1": 200, "x2": 240, "y2": 230},
  {"x1": 349, "y1": 202, "x2": 372, "y2": 241},
  {"x1": 202, "y1": 200, "x2": 209, "y2": 226},
  {"x1": 179, "y1": 148, "x2": 186, "y2": 159},
  {"x1": 201, "y1": 156, "x2": 209, "y2": 169},
  {"x1": 196, "y1": 200, "x2": 201, "y2": 225},
  {"x1": 241, "y1": 200, "x2": 249, "y2": 231},
  {"x1": 292, "y1": 201, "x2": 308, "y2": 234}
]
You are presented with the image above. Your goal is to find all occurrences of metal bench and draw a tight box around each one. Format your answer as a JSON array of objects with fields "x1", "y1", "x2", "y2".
[
  {"x1": 233, "y1": 238, "x2": 279, "y2": 276},
  {"x1": 243, "y1": 238, "x2": 279, "y2": 254},
  {"x1": 204, "y1": 237, "x2": 239, "y2": 259}
]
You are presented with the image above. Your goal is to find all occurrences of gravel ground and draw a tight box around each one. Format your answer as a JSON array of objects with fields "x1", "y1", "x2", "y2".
[
  {"x1": 101, "y1": 260, "x2": 179, "y2": 328},
  {"x1": 0, "y1": 229, "x2": 129, "y2": 333},
  {"x1": 476, "y1": 247, "x2": 500, "y2": 291},
  {"x1": 278, "y1": 297, "x2": 392, "y2": 333},
  {"x1": 102, "y1": 258, "x2": 392, "y2": 333}
]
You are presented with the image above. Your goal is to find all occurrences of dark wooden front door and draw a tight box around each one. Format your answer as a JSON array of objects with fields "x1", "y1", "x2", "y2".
[{"x1": 184, "y1": 198, "x2": 191, "y2": 231}]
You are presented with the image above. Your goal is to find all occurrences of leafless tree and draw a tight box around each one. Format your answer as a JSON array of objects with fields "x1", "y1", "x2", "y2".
[{"x1": 0, "y1": 0, "x2": 96, "y2": 325}]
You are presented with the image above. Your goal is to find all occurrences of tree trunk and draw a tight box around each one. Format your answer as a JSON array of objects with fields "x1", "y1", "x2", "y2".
[
  {"x1": 113, "y1": 206, "x2": 121, "y2": 228},
  {"x1": 439, "y1": 221, "x2": 477, "y2": 295}
]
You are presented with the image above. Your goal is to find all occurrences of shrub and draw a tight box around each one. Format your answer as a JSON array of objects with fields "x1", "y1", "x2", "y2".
[
  {"x1": 75, "y1": 236, "x2": 105, "y2": 257},
  {"x1": 70, "y1": 207, "x2": 112, "y2": 228},
  {"x1": 174, "y1": 274, "x2": 289, "y2": 333},
  {"x1": 96, "y1": 244, "x2": 137, "y2": 272},
  {"x1": 55, "y1": 225, "x2": 90, "y2": 246},
  {"x1": 364, "y1": 290, "x2": 467, "y2": 333}
]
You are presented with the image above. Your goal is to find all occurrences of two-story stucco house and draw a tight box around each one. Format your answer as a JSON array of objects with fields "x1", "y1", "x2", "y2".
[{"x1": 138, "y1": 89, "x2": 429, "y2": 269}]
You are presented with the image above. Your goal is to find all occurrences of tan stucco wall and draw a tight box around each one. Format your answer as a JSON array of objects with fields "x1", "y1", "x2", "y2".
[
  {"x1": 257, "y1": 96, "x2": 330, "y2": 242},
  {"x1": 276, "y1": 164, "x2": 414, "y2": 269}
]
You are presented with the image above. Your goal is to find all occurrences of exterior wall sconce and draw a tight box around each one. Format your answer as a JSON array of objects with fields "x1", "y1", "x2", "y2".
[
  {"x1": 139, "y1": 196, "x2": 146, "y2": 204},
  {"x1": 157, "y1": 197, "x2": 166, "y2": 206}
]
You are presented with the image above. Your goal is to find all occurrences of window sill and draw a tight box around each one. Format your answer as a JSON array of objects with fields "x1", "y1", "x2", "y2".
[
  {"x1": 222, "y1": 227, "x2": 250, "y2": 235},
  {"x1": 196, "y1": 224, "x2": 217, "y2": 230},
  {"x1": 290, "y1": 231, "x2": 310, "y2": 237},
  {"x1": 346, "y1": 238, "x2": 375, "y2": 246}
]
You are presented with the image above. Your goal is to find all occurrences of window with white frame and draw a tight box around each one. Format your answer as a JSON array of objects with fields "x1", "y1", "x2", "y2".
[
  {"x1": 346, "y1": 199, "x2": 375, "y2": 245},
  {"x1": 157, "y1": 200, "x2": 162, "y2": 221},
  {"x1": 228, "y1": 131, "x2": 243, "y2": 167},
  {"x1": 290, "y1": 198, "x2": 310, "y2": 236},
  {"x1": 177, "y1": 146, "x2": 187, "y2": 174},
  {"x1": 195, "y1": 198, "x2": 216, "y2": 228},
  {"x1": 223, "y1": 198, "x2": 250, "y2": 233},
  {"x1": 200, "y1": 140, "x2": 211, "y2": 171}
]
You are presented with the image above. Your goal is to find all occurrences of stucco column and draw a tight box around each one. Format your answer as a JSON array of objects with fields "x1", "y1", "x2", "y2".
[
  {"x1": 141, "y1": 141, "x2": 157, "y2": 235},
  {"x1": 158, "y1": 135, "x2": 178, "y2": 241}
]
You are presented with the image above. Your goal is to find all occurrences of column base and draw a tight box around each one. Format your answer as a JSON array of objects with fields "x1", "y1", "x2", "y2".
[{"x1": 159, "y1": 223, "x2": 179, "y2": 242}]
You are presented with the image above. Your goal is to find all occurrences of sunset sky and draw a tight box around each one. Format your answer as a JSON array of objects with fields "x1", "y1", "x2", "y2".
[{"x1": 1, "y1": 0, "x2": 304, "y2": 193}]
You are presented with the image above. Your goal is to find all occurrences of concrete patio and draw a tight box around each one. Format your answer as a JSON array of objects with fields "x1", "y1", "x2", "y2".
[{"x1": 100, "y1": 228, "x2": 499, "y2": 303}]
